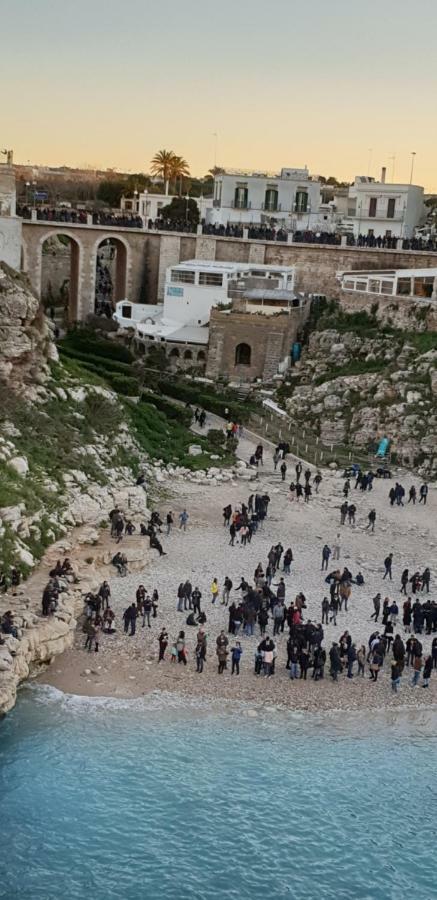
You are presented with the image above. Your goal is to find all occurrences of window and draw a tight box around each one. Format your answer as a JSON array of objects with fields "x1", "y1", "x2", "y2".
[
  {"x1": 397, "y1": 278, "x2": 411, "y2": 296},
  {"x1": 381, "y1": 280, "x2": 394, "y2": 295},
  {"x1": 387, "y1": 198, "x2": 396, "y2": 219},
  {"x1": 368, "y1": 198, "x2": 377, "y2": 217},
  {"x1": 169, "y1": 347, "x2": 180, "y2": 357},
  {"x1": 198, "y1": 272, "x2": 223, "y2": 286},
  {"x1": 234, "y1": 186, "x2": 248, "y2": 209},
  {"x1": 197, "y1": 350, "x2": 206, "y2": 361},
  {"x1": 183, "y1": 349, "x2": 192, "y2": 360},
  {"x1": 235, "y1": 343, "x2": 251, "y2": 366},
  {"x1": 369, "y1": 279, "x2": 381, "y2": 293},
  {"x1": 121, "y1": 305, "x2": 132, "y2": 318},
  {"x1": 264, "y1": 188, "x2": 278, "y2": 211},
  {"x1": 171, "y1": 269, "x2": 195, "y2": 284},
  {"x1": 295, "y1": 191, "x2": 308, "y2": 213},
  {"x1": 356, "y1": 281, "x2": 367, "y2": 291},
  {"x1": 343, "y1": 280, "x2": 355, "y2": 290},
  {"x1": 413, "y1": 277, "x2": 434, "y2": 299}
]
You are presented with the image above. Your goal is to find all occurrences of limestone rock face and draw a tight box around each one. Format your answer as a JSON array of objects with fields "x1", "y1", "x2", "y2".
[
  {"x1": 0, "y1": 262, "x2": 54, "y2": 395},
  {"x1": 283, "y1": 325, "x2": 437, "y2": 475}
]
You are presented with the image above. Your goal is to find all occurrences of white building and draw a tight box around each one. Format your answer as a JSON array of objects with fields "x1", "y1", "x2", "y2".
[
  {"x1": 113, "y1": 259, "x2": 296, "y2": 350},
  {"x1": 344, "y1": 172, "x2": 425, "y2": 239},
  {"x1": 121, "y1": 191, "x2": 211, "y2": 223},
  {"x1": 208, "y1": 167, "x2": 329, "y2": 231},
  {"x1": 337, "y1": 266, "x2": 437, "y2": 300},
  {"x1": 0, "y1": 161, "x2": 22, "y2": 270}
]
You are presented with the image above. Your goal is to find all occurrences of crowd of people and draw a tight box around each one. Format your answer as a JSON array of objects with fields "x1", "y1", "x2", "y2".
[
  {"x1": 2, "y1": 424, "x2": 431, "y2": 702},
  {"x1": 17, "y1": 203, "x2": 437, "y2": 254},
  {"x1": 72, "y1": 448, "x2": 436, "y2": 694}
]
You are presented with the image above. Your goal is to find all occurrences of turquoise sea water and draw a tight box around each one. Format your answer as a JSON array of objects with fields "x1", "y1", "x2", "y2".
[{"x1": 1, "y1": 688, "x2": 437, "y2": 900}]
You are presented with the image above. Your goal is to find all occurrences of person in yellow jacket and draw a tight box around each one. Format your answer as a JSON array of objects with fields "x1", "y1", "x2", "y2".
[{"x1": 211, "y1": 578, "x2": 219, "y2": 604}]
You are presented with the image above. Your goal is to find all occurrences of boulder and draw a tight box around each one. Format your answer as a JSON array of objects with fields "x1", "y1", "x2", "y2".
[
  {"x1": 8, "y1": 456, "x2": 29, "y2": 476},
  {"x1": 188, "y1": 445, "x2": 203, "y2": 456}
]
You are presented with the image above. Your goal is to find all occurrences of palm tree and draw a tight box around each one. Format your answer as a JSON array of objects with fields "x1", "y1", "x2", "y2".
[
  {"x1": 170, "y1": 155, "x2": 190, "y2": 195},
  {"x1": 150, "y1": 149, "x2": 176, "y2": 195}
]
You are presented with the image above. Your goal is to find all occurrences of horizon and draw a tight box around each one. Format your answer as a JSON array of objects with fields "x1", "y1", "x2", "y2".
[{"x1": 2, "y1": 0, "x2": 437, "y2": 191}]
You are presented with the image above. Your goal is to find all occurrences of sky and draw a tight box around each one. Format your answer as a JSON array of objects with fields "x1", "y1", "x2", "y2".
[{"x1": 2, "y1": 0, "x2": 437, "y2": 190}]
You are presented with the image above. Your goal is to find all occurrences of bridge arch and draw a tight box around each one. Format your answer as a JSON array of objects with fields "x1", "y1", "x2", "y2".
[
  {"x1": 93, "y1": 234, "x2": 130, "y2": 316},
  {"x1": 39, "y1": 230, "x2": 83, "y2": 324}
]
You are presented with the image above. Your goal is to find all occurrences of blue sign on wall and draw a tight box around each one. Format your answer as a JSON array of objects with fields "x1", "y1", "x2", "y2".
[{"x1": 167, "y1": 286, "x2": 184, "y2": 297}]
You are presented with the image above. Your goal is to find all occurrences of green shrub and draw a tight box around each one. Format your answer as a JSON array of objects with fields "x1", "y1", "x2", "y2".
[
  {"x1": 160, "y1": 380, "x2": 257, "y2": 423},
  {"x1": 61, "y1": 328, "x2": 134, "y2": 363}
]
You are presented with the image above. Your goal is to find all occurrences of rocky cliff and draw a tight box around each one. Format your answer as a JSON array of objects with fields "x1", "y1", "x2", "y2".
[
  {"x1": 0, "y1": 262, "x2": 57, "y2": 395},
  {"x1": 283, "y1": 313, "x2": 437, "y2": 476}
]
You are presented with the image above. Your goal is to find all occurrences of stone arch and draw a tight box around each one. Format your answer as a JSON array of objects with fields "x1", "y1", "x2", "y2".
[
  {"x1": 183, "y1": 349, "x2": 193, "y2": 360},
  {"x1": 197, "y1": 350, "x2": 206, "y2": 361},
  {"x1": 169, "y1": 347, "x2": 180, "y2": 358},
  {"x1": 39, "y1": 230, "x2": 82, "y2": 324},
  {"x1": 235, "y1": 342, "x2": 251, "y2": 366},
  {"x1": 93, "y1": 235, "x2": 129, "y2": 314}
]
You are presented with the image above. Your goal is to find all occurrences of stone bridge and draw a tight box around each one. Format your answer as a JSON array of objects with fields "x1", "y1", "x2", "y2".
[{"x1": 22, "y1": 220, "x2": 437, "y2": 321}]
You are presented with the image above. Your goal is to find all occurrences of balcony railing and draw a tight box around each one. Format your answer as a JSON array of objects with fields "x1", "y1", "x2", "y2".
[
  {"x1": 350, "y1": 210, "x2": 404, "y2": 222},
  {"x1": 232, "y1": 200, "x2": 252, "y2": 209},
  {"x1": 262, "y1": 202, "x2": 282, "y2": 212}
]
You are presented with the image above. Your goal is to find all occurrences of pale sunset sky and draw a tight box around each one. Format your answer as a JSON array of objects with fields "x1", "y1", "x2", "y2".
[{"x1": 1, "y1": 0, "x2": 437, "y2": 189}]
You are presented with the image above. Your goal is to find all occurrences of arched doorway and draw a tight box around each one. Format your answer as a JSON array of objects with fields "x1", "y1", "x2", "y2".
[
  {"x1": 40, "y1": 233, "x2": 80, "y2": 326},
  {"x1": 94, "y1": 237, "x2": 128, "y2": 316},
  {"x1": 235, "y1": 342, "x2": 251, "y2": 366}
]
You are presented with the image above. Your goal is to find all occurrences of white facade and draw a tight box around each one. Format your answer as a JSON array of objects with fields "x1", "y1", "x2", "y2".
[
  {"x1": 208, "y1": 167, "x2": 329, "y2": 231},
  {"x1": 337, "y1": 266, "x2": 437, "y2": 300},
  {"x1": 121, "y1": 192, "x2": 211, "y2": 222},
  {"x1": 0, "y1": 165, "x2": 22, "y2": 270},
  {"x1": 114, "y1": 259, "x2": 296, "y2": 344},
  {"x1": 345, "y1": 176, "x2": 425, "y2": 238}
]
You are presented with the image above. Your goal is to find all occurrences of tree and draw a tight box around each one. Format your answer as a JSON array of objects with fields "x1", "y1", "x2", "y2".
[
  {"x1": 169, "y1": 155, "x2": 190, "y2": 194},
  {"x1": 97, "y1": 180, "x2": 127, "y2": 207},
  {"x1": 150, "y1": 150, "x2": 177, "y2": 195},
  {"x1": 159, "y1": 196, "x2": 199, "y2": 226}
]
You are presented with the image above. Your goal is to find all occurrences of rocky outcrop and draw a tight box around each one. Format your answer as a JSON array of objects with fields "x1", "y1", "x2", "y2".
[
  {"x1": 0, "y1": 262, "x2": 57, "y2": 396},
  {"x1": 284, "y1": 329, "x2": 437, "y2": 476}
]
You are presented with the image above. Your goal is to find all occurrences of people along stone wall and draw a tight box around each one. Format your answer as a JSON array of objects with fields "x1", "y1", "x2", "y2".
[{"x1": 22, "y1": 222, "x2": 437, "y2": 320}]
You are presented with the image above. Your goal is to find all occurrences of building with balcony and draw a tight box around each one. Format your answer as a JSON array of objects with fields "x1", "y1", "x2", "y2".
[
  {"x1": 207, "y1": 167, "x2": 328, "y2": 231},
  {"x1": 345, "y1": 172, "x2": 425, "y2": 239}
]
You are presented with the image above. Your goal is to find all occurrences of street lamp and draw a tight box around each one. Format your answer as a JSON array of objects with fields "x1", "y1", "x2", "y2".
[
  {"x1": 133, "y1": 189, "x2": 139, "y2": 213},
  {"x1": 185, "y1": 192, "x2": 190, "y2": 225},
  {"x1": 409, "y1": 151, "x2": 416, "y2": 185}
]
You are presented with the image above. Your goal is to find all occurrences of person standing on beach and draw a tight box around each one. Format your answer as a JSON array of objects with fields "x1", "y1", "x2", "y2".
[
  {"x1": 211, "y1": 578, "x2": 219, "y2": 604},
  {"x1": 332, "y1": 534, "x2": 341, "y2": 561},
  {"x1": 231, "y1": 642, "x2": 243, "y2": 675},
  {"x1": 158, "y1": 629, "x2": 168, "y2": 662},
  {"x1": 166, "y1": 512, "x2": 174, "y2": 535},
  {"x1": 176, "y1": 631, "x2": 187, "y2": 665},
  {"x1": 383, "y1": 553, "x2": 393, "y2": 581},
  {"x1": 370, "y1": 593, "x2": 381, "y2": 622},
  {"x1": 179, "y1": 509, "x2": 189, "y2": 531},
  {"x1": 321, "y1": 545, "x2": 331, "y2": 571}
]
